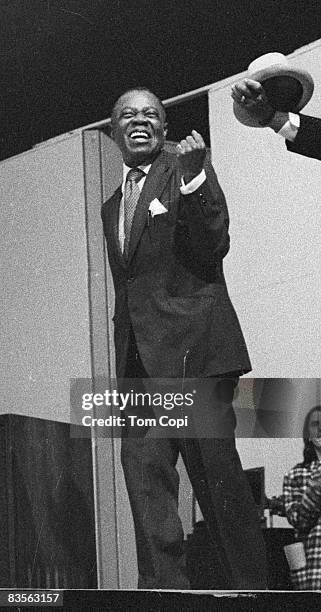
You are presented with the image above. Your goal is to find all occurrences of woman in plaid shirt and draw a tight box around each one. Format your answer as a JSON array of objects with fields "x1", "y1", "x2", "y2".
[{"x1": 283, "y1": 405, "x2": 321, "y2": 590}]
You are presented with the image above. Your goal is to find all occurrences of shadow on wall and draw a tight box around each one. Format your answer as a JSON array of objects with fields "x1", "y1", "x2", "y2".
[{"x1": 253, "y1": 379, "x2": 298, "y2": 438}]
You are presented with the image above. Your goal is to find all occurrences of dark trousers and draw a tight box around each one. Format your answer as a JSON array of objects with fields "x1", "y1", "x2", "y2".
[{"x1": 121, "y1": 337, "x2": 267, "y2": 589}]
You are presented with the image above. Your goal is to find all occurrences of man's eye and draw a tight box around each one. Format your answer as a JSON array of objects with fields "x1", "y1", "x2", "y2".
[
  {"x1": 146, "y1": 111, "x2": 158, "y2": 118},
  {"x1": 121, "y1": 112, "x2": 134, "y2": 118}
]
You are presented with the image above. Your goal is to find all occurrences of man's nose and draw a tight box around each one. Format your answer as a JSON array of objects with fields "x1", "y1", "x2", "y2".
[{"x1": 132, "y1": 113, "x2": 148, "y2": 124}]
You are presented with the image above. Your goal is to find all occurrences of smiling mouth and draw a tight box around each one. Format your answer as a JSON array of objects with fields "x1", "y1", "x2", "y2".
[{"x1": 129, "y1": 130, "x2": 151, "y2": 142}]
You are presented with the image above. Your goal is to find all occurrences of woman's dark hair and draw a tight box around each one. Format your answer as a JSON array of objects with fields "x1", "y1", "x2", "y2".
[{"x1": 302, "y1": 405, "x2": 321, "y2": 466}]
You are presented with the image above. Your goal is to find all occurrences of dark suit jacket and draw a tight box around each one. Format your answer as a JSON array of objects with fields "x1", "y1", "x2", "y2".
[
  {"x1": 286, "y1": 114, "x2": 321, "y2": 160},
  {"x1": 101, "y1": 149, "x2": 251, "y2": 378}
]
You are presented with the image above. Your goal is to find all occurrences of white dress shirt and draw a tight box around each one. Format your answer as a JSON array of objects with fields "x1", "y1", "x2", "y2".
[
  {"x1": 278, "y1": 112, "x2": 300, "y2": 142},
  {"x1": 118, "y1": 162, "x2": 206, "y2": 251}
]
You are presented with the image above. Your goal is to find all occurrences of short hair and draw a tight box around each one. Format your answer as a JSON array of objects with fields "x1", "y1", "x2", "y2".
[
  {"x1": 302, "y1": 405, "x2": 321, "y2": 466},
  {"x1": 111, "y1": 86, "x2": 166, "y2": 125}
]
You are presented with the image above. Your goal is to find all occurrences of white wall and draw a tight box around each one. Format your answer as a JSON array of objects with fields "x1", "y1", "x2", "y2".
[
  {"x1": 0, "y1": 133, "x2": 92, "y2": 422},
  {"x1": 208, "y1": 40, "x2": 321, "y2": 377}
]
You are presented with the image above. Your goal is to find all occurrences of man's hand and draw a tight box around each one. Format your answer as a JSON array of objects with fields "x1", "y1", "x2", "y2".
[
  {"x1": 231, "y1": 78, "x2": 275, "y2": 126},
  {"x1": 176, "y1": 130, "x2": 206, "y2": 181}
]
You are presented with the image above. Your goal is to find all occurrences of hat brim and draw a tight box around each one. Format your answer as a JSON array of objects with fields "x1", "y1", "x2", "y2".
[{"x1": 233, "y1": 65, "x2": 314, "y2": 127}]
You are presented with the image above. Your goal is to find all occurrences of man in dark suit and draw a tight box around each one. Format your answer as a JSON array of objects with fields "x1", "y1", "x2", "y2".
[
  {"x1": 232, "y1": 78, "x2": 321, "y2": 161},
  {"x1": 101, "y1": 87, "x2": 267, "y2": 589}
]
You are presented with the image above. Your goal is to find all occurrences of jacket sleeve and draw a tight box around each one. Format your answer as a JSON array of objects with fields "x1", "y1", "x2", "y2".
[
  {"x1": 283, "y1": 467, "x2": 321, "y2": 533},
  {"x1": 286, "y1": 114, "x2": 321, "y2": 161},
  {"x1": 177, "y1": 156, "x2": 230, "y2": 264}
]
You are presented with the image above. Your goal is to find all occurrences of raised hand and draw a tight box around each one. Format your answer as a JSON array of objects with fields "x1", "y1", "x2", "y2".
[
  {"x1": 176, "y1": 130, "x2": 206, "y2": 181},
  {"x1": 231, "y1": 78, "x2": 275, "y2": 126}
]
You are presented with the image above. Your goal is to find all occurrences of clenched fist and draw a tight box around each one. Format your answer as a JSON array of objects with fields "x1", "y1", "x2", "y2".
[{"x1": 176, "y1": 130, "x2": 206, "y2": 181}]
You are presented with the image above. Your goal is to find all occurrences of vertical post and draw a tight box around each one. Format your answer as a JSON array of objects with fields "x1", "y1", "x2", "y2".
[{"x1": 82, "y1": 129, "x2": 122, "y2": 588}]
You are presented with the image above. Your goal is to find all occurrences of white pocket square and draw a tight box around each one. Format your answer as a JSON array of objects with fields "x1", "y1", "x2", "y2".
[{"x1": 148, "y1": 198, "x2": 168, "y2": 217}]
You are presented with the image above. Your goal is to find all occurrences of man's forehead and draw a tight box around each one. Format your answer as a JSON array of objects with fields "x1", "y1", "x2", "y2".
[{"x1": 116, "y1": 90, "x2": 163, "y2": 112}]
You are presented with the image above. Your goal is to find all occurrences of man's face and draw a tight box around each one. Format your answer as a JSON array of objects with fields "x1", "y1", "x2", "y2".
[{"x1": 111, "y1": 90, "x2": 167, "y2": 166}]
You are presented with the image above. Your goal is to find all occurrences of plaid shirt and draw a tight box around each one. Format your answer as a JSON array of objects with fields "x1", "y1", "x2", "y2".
[{"x1": 283, "y1": 460, "x2": 321, "y2": 590}]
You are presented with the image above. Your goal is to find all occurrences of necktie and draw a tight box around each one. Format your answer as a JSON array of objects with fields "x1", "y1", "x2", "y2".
[{"x1": 124, "y1": 167, "x2": 145, "y2": 257}]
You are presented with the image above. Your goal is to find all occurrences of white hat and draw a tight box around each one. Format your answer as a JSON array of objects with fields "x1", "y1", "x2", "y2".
[{"x1": 233, "y1": 52, "x2": 314, "y2": 127}]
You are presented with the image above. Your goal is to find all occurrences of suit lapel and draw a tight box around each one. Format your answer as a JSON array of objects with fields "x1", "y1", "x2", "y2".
[{"x1": 127, "y1": 150, "x2": 175, "y2": 264}]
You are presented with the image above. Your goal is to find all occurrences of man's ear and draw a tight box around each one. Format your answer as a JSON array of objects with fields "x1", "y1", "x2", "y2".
[{"x1": 164, "y1": 122, "x2": 168, "y2": 138}]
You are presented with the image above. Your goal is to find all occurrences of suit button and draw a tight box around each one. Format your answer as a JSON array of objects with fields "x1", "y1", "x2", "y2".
[{"x1": 127, "y1": 276, "x2": 135, "y2": 283}]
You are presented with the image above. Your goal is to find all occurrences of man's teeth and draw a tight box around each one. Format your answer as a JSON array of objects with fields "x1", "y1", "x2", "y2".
[{"x1": 130, "y1": 131, "x2": 149, "y2": 140}]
